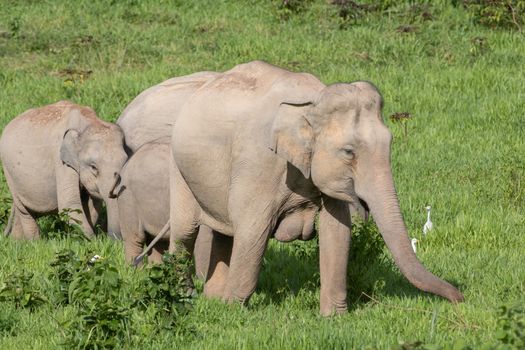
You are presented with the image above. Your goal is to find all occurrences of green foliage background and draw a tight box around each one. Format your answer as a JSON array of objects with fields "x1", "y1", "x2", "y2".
[{"x1": 0, "y1": 0, "x2": 524, "y2": 349}]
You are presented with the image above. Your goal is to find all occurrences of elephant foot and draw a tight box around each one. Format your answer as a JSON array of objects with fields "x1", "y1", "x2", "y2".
[
  {"x1": 221, "y1": 292, "x2": 250, "y2": 306},
  {"x1": 203, "y1": 280, "x2": 226, "y2": 299},
  {"x1": 203, "y1": 260, "x2": 229, "y2": 299},
  {"x1": 319, "y1": 293, "x2": 348, "y2": 317}
]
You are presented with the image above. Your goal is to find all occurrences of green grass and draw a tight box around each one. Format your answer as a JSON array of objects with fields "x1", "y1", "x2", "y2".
[{"x1": 1, "y1": 0, "x2": 524, "y2": 348}]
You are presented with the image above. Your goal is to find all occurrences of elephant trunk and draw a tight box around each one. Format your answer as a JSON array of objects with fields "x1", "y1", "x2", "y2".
[
  {"x1": 363, "y1": 171, "x2": 464, "y2": 303},
  {"x1": 105, "y1": 198, "x2": 121, "y2": 240}
]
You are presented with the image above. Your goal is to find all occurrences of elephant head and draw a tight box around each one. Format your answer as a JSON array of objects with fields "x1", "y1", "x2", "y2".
[
  {"x1": 270, "y1": 81, "x2": 463, "y2": 303},
  {"x1": 60, "y1": 110, "x2": 128, "y2": 238}
]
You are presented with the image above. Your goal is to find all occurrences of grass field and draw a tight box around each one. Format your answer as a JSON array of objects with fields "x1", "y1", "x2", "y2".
[{"x1": 0, "y1": 0, "x2": 524, "y2": 349}]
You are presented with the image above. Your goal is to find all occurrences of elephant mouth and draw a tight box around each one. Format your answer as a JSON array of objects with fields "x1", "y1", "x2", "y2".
[
  {"x1": 322, "y1": 189, "x2": 369, "y2": 222},
  {"x1": 358, "y1": 198, "x2": 370, "y2": 221},
  {"x1": 322, "y1": 188, "x2": 355, "y2": 203}
]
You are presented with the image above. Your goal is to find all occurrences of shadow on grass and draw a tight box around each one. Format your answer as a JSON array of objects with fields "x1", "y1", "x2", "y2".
[{"x1": 255, "y1": 238, "x2": 454, "y2": 310}]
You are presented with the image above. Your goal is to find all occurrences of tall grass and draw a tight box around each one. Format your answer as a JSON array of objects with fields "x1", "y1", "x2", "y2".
[{"x1": 0, "y1": 0, "x2": 524, "y2": 348}]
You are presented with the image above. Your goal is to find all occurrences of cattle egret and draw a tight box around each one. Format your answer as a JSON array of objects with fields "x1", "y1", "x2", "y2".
[
  {"x1": 411, "y1": 238, "x2": 419, "y2": 253},
  {"x1": 89, "y1": 254, "x2": 102, "y2": 264},
  {"x1": 423, "y1": 205, "x2": 433, "y2": 235}
]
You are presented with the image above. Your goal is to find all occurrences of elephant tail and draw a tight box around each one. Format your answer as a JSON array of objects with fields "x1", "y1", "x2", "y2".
[{"x1": 132, "y1": 221, "x2": 170, "y2": 267}]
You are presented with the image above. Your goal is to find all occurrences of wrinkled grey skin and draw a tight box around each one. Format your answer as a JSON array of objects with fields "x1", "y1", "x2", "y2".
[
  {"x1": 0, "y1": 101, "x2": 127, "y2": 239},
  {"x1": 113, "y1": 141, "x2": 212, "y2": 270},
  {"x1": 169, "y1": 61, "x2": 464, "y2": 316},
  {"x1": 117, "y1": 71, "x2": 220, "y2": 153}
]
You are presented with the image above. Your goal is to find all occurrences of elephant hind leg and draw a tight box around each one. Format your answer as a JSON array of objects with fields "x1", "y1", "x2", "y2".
[
  {"x1": 2, "y1": 169, "x2": 39, "y2": 239},
  {"x1": 203, "y1": 229, "x2": 233, "y2": 299},
  {"x1": 148, "y1": 237, "x2": 169, "y2": 264},
  {"x1": 11, "y1": 199, "x2": 40, "y2": 240},
  {"x1": 9, "y1": 207, "x2": 24, "y2": 239},
  {"x1": 121, "y1": 204, "x2": 145, "y2": 264}
]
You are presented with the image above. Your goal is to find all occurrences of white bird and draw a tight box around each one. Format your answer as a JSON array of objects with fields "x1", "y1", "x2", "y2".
[
  {"x1": 411, "y1": 238, "x2": 419, "y2": 253},
  {"x1": 423, "y1": 205, "x2": 433, "y2": 235},
  {"x1": 89, "y1": 254, "x2": 102, "y2": 264}
]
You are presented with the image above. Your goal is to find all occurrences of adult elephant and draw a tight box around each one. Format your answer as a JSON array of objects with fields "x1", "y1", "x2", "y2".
[
  {"x1": 115, "y1": 69, "x2": 349, "y2": 277},
  {"x1": 169, "y1": 61, "x2": 464, "y2": 315},
  {"x1": 0, "y1": 101, "x2": 127, "y2": 239}
]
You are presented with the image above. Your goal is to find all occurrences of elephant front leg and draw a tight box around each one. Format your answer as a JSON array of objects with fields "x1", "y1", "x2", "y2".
[
  {"x1": 319, "y1": 195, "x2": 351, "y2": 316},
  {"x1": 222, "y1": 221, "x2": 271, "y2": 305},
  {"x1": 56, "y1": 165, "x2": 94, "y2": 239}
]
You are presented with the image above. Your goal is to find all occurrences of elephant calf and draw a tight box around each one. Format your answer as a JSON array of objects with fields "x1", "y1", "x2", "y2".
[
  {"x1": 113, "y1": 141, "x2": 214, "y2": 270},
  {"x1": 114, "y1": 142, "x2": 172, "y2": 263},
  {"x1": 0, "y1": 101, "x2": 127, "y2": 239}
]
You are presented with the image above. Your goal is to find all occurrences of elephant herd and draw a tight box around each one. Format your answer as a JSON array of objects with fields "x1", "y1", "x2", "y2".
[{"x1": 0, "y1": 61, "x2": 463, "y2": 315}]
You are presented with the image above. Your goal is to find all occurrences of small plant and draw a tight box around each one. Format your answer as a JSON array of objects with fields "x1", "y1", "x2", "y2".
[
  {"x1": 274, "y1": 0, "x2": 313, "y2": 20},
  {"x1": 0, "y1": 271, "x2": 47, "y2": 310},
  {"x1": 462, "y1": 0, "x2": 525, "y2": 30},
  {"x1": 393, "y1": 339, "x2": 473, "y2": 349},
  {"x1": 62, "y1": 255, "x2": 132, "y2": 349},
  {"x1": 389, "y1": 112, "x2": 413, "y2": 139},
  {"x1": 139, "y1": 251, "x2": 194, "y2": 320},
  {"x1": 347, "y1": 217, "x2": 389, "y2": 301},
  {"x1": 0, "y1": 194, "x2": 12, "y2": 229},
  {"x1": 469, "y1": 36, "x2": 489, "y2": 56},
  {"x1": 0, "y1": 306, "x2": 19, "y2": 336},
  {"x1": 49, "y1": 249, "x2": 86, "y2": 304},
  {"x1": 8, "y1": 17, "x2": 21, "y2": 37},
  {"x1": 49, "y1": 249, "x2": 195, "y2": 348},
  {"x1": 331, "y1": 0, "x2": 380, "y2": 28},
  {"x1": 40, "y1": 208, "x2": 86, "y2": 240},
  {"x1": 495, "y1": 302, "x2": 525, "y2": 348}
]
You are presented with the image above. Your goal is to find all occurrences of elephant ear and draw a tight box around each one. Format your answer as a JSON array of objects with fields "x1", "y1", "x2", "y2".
[
  {"x1": 60, "y1": 129, "x2": 81, "y2": 173},
  {"x1": 270, "y1": 102, "x2": 314, "y2": 179}
]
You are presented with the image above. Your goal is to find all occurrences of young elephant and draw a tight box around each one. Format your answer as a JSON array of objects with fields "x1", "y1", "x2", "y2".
[
  {"x1": 113, "y1": 141, "x2": 213, "y2": 268},
  {"x1": 114, "y1": 142, "x2": 171, "y2": 263},
  {"x1": 0, "y1": 101, "x2": 127, "y2": 239}
]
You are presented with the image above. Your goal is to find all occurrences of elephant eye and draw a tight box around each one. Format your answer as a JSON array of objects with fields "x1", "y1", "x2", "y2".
[
  {"x1": 89, "y1": 164, "x2": 99, "y2": 175},
  {"x1": 342, "y1": 147, "x2": 355, "y2": 159}
]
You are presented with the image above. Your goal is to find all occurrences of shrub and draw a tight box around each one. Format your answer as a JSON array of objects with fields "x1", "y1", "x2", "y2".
[
  {"x1": 139, "y1": 251, "x2": 194, "y2": 318},
  {"x1": 347, "y1": 217, "x2": 390, "y2": 301},
  {"x1": 61, "y1": 255, "x2": 132, "y2": 349},
  {"x1": 0, "y1": 271, "x2": 47, "y2": 310},
  {"x1": 40, "y1": 208, "x2": 87, "y2": 240},
  {"x1": 461, "y1": 0, "x2": 525, "y2": 30},
  {"x1": 496, "y1": 302, "x2": 525, "y2": 348},
  {"x1": 49, "y1": 249, "x2": 88, "y2": 304},
  {"x1": 273, "y1": 0, "x2": 314, "y2": 20},
  {"x1": 0, "y1": 194, "x2": 12, "y2": 230},
  {"x1": 50, "y1": 249, "x2": 194, "y2": 348},
  {"x1": 0, "y1": 305, "x2": 19, "y2": 336}
]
